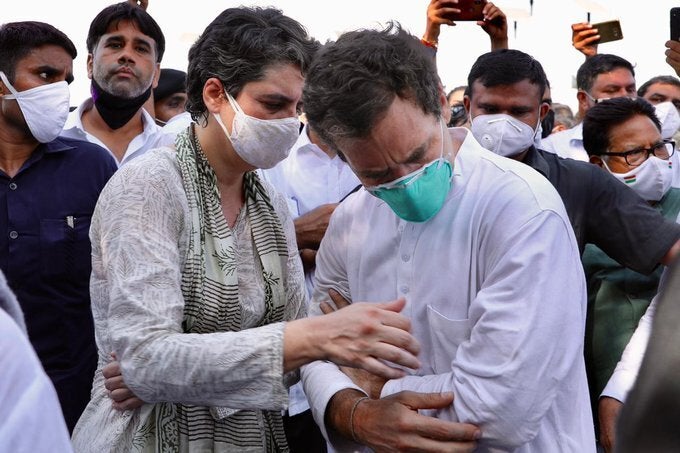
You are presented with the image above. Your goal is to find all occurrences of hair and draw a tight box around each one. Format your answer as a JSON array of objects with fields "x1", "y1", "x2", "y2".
[
  {"x1": 552, "y1": 103, "x2": 576, "y2": 129},
  {"x1": 466, "y1": 49, "x2": 547, "y2": 101},
  {"x1": 447, "y1": 85, "x2": 467, "y2": 103},
  {"x1": 86, "y1": 2, "x2": 165, "y2": 63},
  {"x1": 576, "y1": 54, "x2": 635, "y2": 92},
  {"x1": 0, "y1": 21, "x2": 77, "y2": 83},
  {"x1": 186, "y1": 6, "x2": 318, "y2": 125},
  {"x1": 637, "y1": 75, "x2": 680, "y2": 97},
  {"x1": 582, "y1": 97, "x2": 661, "y2": 156},
  {"x1": 303, "y1": 23, "x2": 441, "y2": 150}
]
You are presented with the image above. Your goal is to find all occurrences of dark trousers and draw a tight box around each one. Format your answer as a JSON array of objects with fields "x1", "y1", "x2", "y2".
[{"x1": 283, "y1": 409, "x2": 327, "y2": 453}]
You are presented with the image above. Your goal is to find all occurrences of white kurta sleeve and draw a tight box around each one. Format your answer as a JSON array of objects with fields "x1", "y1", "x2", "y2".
[{"x1": 90, "y1": 153, "x2": 304, "y2": 409}]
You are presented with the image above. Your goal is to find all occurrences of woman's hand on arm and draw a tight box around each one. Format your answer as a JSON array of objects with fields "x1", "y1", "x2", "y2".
[{"x1": 283, "y1": 296, "x2": 420, "y2": 379}]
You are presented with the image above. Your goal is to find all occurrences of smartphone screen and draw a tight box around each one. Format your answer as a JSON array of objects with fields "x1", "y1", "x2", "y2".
[
  {"x1": 592, "y1": 20, "x2": 623, "y2": 44},
  {"x1": 672, "y1": 7, "x2": 680, "y2": 41}
]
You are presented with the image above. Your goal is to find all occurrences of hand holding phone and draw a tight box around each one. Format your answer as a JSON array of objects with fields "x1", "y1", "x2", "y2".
[{"x1": 592, "y1": 20, "x2": 623, "y2": 44}]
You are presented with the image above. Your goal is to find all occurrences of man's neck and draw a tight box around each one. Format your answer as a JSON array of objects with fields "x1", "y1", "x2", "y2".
[
  {"x1": 81, "y1": 103, "x2": 145, "y2": 163},
  {"x1": 0, "y1": 129, "x2": 39, "y2": 178}
]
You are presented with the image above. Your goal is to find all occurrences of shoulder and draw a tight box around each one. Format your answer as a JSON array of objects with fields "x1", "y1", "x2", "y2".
[
  {"x1": 50, "y1": 137, "x2": 116, "y2": 166},
  {"x1": 457, "y1": 133, "x2": 564, "y2": 214}
]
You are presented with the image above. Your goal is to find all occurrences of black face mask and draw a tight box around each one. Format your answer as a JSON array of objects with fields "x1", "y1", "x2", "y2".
[
  {"x1": 541, "y1": 109, "x2": 555, "y2": 139},
  {"x1": 91, "y1": 79, "x2": 152, "y2": 130}
]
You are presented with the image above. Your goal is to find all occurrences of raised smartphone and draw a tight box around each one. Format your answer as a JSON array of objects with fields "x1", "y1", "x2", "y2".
[{"x1": 592, "y1": 20, "x2": 623, "y2": 44}]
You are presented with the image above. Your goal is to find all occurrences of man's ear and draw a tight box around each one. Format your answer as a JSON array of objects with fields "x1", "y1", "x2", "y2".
[
  {"x1": 463, "y1": 95, "x2": 471, "y2": 115},
  {"x1": 86, "y1": 54, "x2": 94, "y2": 80},
  {"x1": 576, "y1": 90, "x2": 589, "y2": 113},
  {"x1": 589, "y1": 155, "x2": 605, "y2": 168},
  {"x1": 539, "y1": 101, "x2": 550, "y2": 120},
  {"x1": 151, "y1": 63, "x2": 161, "y2": 89}
]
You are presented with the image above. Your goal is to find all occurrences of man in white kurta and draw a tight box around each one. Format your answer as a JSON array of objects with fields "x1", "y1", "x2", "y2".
[{"x1": 302, "y1": 129, "x2": 595, "y2": 451}]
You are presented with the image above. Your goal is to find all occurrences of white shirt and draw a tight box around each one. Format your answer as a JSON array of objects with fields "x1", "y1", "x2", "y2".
[
  {"x1": 302, "y1": 130, "x2": 595, "y2": 452},
  {"x1": 0, "y1": 271, "x2": 73, "y2": 453},
  {"x1": 540, "y1": 123, "x2": 588, "y2": 162},
  {"x1": 262, "y1": 125, "x2": 361, "y2": 221},
  {"x1": 261, "y1": 126, "x2": 360, "y2": 417},
  {"x1": 61, "y1": 98, "x2": 162, "y2": 166}
]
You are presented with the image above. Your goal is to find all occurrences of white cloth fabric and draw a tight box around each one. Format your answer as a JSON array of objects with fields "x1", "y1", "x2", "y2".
[
  {"x1": 155, "y1": 111, "x2": 192, "y2": 148},
  {"x1": 540, "y1": 123, "x2": 588, "y2": 162},
  {"x1": 302, "y1": 129, "x2": 595, "y2": 452},
  {"x1": 0, "y1": 271, "x2": 72, "y2": 453},
  {"x1": 260, "y1": 126, "x2": 360, "y2": 417},
  {"x1": 71, "y1": 147, "x2": 306, "y2": 452},
  {"x1": 61, "y1": 98, "x2": 162, "y2": 166}
]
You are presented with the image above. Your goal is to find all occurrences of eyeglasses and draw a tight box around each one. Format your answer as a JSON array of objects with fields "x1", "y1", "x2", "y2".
[
  {"x1": 580, "y1": 91, "x2": 636, "y2": 105},
  {"x1": 580, "y1": 90, "x2": 609, "y2": 104},
  {"x1": 600, "y1": 139, "x2": 676, "y2": 166}
]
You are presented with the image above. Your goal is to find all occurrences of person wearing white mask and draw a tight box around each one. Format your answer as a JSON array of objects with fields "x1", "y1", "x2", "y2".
[
  {"x1": 635, "y1": 75, "x2": 680, "y2": 188},
  {"x1": 466, "y1": 49, "x2": 680, "y2": 266},
  {"x1": 581, "y1": 96, "x2": 680, "y2": 453},
  {"x1": 71, "y1": 9, "x2": 423, "y2": 453},
  {"x1": 0, "y1": 21, "x2": 117, "y2": 433}
]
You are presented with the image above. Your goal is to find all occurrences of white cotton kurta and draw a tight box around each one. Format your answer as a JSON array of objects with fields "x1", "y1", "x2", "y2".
[
  {"x1": 71, "y1": 147, "x2": 306, "y2": 452},
  {"x1": 302, "y1": 130, "x2": 596, "y2": 452}
]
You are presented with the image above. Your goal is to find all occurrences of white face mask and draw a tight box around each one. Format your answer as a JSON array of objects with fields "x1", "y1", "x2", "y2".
[
  {"x1": 603, "y1": 155, "x2": 673, "y2": 202},
  {"x1": 213, "y1": 91, "x2": 300, "y2": 169},
  {"x1": 654, "y1": 101, "x2": 680, "y2": 140},
  {"x1": 0, "y1": 71, "x2": 70, "y2": 143},
  {"x1": 470, "y1": 113, "x2": 538, "y2": 157}
]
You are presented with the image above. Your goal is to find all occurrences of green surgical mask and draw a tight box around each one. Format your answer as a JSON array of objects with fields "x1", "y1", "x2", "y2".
[{"x1": 366, "y1": 122, "x2": 453, "y2": 222}]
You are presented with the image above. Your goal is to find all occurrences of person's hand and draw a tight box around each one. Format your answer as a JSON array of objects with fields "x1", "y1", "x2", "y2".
[
  {"x1": 598, "y1": 396, "x2": 623, "y2": 452},
  {"x1": 293, "y1": 203, "x2": 337, "y2": 250},
  {"x1": 103, "y1": 353, "x2": 145, "y2": 411},
  {"x1": 572, "y1": 22, "x2": 599, "y2": 58},
  {"x1": 666, "y1": 40, "x2": 680, "y2": 77},
  {"x1": 479, "y1": 2, "x2": 508, "y2": 50},
  {"x1": 424, "y1": 0, "x2": 460, "y2": 44},
  {"x1": 327, "y1": 389, "x2": 480, "y2": 452}
]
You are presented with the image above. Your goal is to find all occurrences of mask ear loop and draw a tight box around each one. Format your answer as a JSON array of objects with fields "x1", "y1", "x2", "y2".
[{"x1": 0, "y1": 71, "x2": 19, "y2": 99}]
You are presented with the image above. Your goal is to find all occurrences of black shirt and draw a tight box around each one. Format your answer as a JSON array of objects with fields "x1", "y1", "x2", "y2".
[{"x1": 523, "y1": 146, "x2": 680, "y2": 275}]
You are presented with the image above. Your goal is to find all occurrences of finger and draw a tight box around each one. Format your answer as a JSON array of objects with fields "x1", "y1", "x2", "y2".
[
  {"x1": 320, "y1": 301, "x2": 335, "y2": 314},
  {"x1": 365, "y1": 331, "x2": 421, "y2": 366},
  {"x1": 110, "y1": 387, "x2": 136, "y2": 403},
  {"x1": 356, "y1": 355, "x2": 408, "y2": 380},
  {"x1": 374, "y1": 297, "x2": 407, "y2": 314},
  {"x1": 104, "y1": 375, "x2": 125, "y2": 392},
  {"x1": 102, "y1": 361, "x2": 122, "y2": 379},
  {"x1": 112, "y1": 397, "x2": 145, "y2": 411},
  {"x1": 328, "y1": 288, "x2": 351, "y2": 308}
]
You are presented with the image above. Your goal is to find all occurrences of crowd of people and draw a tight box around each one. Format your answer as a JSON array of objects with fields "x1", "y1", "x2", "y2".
[{"x1": 2, "y1": 0, "x2": 680, "y2": 452}]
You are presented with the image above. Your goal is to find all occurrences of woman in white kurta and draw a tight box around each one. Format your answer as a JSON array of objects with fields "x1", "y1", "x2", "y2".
[{"x1": 71, "y1": 7, "x2": 420, "y2": 452}]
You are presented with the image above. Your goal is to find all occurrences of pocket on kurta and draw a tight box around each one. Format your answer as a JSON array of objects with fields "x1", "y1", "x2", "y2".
[{"x1": 426, "y1": 305, "x2": 471, "y2": 374}]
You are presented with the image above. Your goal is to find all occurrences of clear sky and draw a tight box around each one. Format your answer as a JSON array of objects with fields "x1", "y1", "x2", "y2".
[{"x1": 4, "y1": 0, "x2": 678, "y2": 113}]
